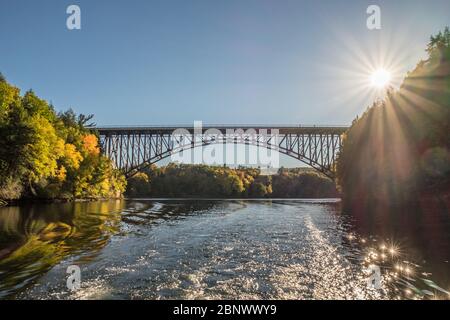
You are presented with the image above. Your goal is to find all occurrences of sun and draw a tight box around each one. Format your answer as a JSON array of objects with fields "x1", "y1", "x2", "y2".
[{"x1": 370, "y1": 69, "x2": 391, "y2": 88}]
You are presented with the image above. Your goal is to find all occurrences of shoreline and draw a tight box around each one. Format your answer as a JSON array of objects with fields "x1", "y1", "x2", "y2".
[
  {"x1": 125, "y1": 197, "x2": 342, "y2": 202},
  {"x1": 0, "y1": 197, "x2": 124, "y2": 207},
  {"x1": 2, "y1": 190, "x2": 447, "y2": 208},
  {"x1": 0, "y1": 196, "x2": 343, "y2": 207}
]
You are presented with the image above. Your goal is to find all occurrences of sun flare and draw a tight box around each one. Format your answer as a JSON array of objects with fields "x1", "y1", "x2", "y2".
[{"x1": 370, "y1": 69, "x2": 391, "y2": 88}]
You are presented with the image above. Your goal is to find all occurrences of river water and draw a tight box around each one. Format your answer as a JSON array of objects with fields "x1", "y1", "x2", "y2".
[{"x1": 0, "y1": 199, "x2": 449, "y2": 300}]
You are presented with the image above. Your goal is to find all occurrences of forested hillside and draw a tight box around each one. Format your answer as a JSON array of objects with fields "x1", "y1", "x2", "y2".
[
  {"x1": 126, "y1": 164, "x2": 338, "y2": 198},
  {"x1": 0, "y1": 76, "x2": 126, "y2": 203},
  {"x1": 336, "y1": 28, "x2": 450, "y2": 210}
]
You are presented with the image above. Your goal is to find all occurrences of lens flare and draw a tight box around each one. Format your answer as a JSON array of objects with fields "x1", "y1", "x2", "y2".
[{"x1": 370, "y1": 69, "x2": 391, "y2": 88}]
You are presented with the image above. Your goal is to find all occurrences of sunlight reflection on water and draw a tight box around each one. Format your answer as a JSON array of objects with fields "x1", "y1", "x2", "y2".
[{"x1": 0, "y1": 199, "x2": 449, "y2": 300}]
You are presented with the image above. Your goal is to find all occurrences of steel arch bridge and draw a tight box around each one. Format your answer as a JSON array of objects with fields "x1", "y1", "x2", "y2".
[{"x1": 96, "y1": 125, "x2": 348, "y2": 180}]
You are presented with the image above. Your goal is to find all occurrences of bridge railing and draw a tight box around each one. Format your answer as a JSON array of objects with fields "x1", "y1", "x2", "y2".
[
  {"x1": 92, "y1": 124, "x2": 350, "y2": 131},
  {"x1": 92, "y1": 124, "x2": 349, "y2": 127}
]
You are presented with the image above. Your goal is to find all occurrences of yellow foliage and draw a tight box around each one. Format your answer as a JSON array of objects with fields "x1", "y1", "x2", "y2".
[
  {"x1": 26, "y1": 115, "x2": 65, "y2": 181},
  {"x1": 134, "y1": 172, "x2": 150, "y2": 183},
  {"x1": 63, "y1": 143, "x2": 83, "y2": 170},
  {"x1": 55, "y1": 165, "x2": 67, "y2": 182}
]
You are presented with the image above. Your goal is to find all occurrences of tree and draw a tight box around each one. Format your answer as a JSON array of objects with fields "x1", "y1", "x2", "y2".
[
  {"x1": 0, "y1": 76, "x2": 126, "y2": 201},
  {"x1": 125, "y1": 163, "x2": 336, "y2": 198},
  {"x1": 336, "y1": 28, "x2": 450, "y2": 211}
]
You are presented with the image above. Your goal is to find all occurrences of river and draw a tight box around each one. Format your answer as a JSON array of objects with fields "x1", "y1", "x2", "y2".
[{"x1": 0, "y1": 199, "x2": 449, "y2": 299}]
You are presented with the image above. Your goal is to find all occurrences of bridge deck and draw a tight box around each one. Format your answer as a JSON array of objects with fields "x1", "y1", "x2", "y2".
[{"x1": 95, "y1": 125, "x2": 349, "y2": 135}]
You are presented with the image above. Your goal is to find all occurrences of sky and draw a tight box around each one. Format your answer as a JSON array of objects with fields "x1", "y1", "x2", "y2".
[
  {"x1": 1, "y1": 0, "x2": 449, "y2": 127},
  {"x1": 1, "y1": 0, "x2": 449, "y2": 168}
]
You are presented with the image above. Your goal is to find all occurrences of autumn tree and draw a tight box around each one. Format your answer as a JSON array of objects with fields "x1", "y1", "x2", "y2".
[{"x1": 0, "y1": 76, "x2": 126, "y2": 201}]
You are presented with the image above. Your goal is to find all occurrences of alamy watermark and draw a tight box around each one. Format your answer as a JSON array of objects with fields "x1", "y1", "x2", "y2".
[
  {"x1": 65, "y1": 4, "x2": 381, "y2": 31},
  {"x1": 367, "y1": 5, "x2": 381, "y2": 30},
  {"x1": 170, "y1": 121, "x2": 280, "y2": 168},
  {"x1": 366, "y1": 264, "x2": 382, "y2": 290},
  {"x1": 66, "y1": 265, "x2": 81, "y2": 291},
  {"x1": 66, "y1": 5, "x2": 81, "y2": 30}
]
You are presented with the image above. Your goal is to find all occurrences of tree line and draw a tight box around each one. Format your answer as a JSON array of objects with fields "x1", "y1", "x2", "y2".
[
  {"x1": 126, "y1": 163, "x2": 339, "y2": 198},
  {"x1": 0, "y1": 76, "x2": 126, "y2": 203},
  {"x1": 336, "y1": 28, "x2": 450, "y2": 211}
]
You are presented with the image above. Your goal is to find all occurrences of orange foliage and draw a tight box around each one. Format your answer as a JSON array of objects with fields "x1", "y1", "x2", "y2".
[{"x1": 82, "y1": 134, "x2": 100, "y2": 155}]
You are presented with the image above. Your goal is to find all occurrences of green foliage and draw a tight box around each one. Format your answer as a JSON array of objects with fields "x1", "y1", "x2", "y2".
[
  {"x1": 336, "y1": 28, "x2": 450, "y2": 209},
  {"x1": 126, "y1": 164, "x2": 337, "y2": 198},
  {"x1": 127, "y1": 172, "x2": 151, "y2": 197},
  {"x1": 0, "y1": 77, "x2": 126, "y2": 201},
  {"x1": 272, "y1": 168, "x2": 337, "y2": 198},
  {"x1": 140, "y1": 163, "x2": 257, "y2": 197}
]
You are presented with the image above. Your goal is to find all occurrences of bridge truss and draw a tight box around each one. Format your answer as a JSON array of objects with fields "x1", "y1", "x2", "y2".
[{"x1": 96, "y1": 125, "x2": 348, "y2": 179}]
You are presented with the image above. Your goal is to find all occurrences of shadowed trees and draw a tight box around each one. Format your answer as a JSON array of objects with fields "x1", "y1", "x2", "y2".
[
  {"x1": 126, "y1": 164, "x2": 338, "y2": 198},
  {"x1": 336, "y1": 28, "x2": 450, "y2": 211}
]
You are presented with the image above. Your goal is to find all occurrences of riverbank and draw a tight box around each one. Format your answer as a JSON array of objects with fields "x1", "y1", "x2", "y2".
[
  {"x1": 0, "y1": 196, "x2": 124, "y2": 207},
  {"x1": 0, "y1": 195, "x2": 341, "y2": 207},
  {"x1": 125, "y1": 197, "x2": 341, "y2": 201}
]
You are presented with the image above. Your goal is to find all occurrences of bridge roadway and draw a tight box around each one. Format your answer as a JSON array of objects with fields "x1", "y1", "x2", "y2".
[{"x1": 95, "y1": 124, "x2": 348, "y2": 135}]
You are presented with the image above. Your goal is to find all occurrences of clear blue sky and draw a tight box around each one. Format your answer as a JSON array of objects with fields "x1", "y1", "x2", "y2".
[{"x1": 1, "y1": 0, "x2": 449, "y2": 126}]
